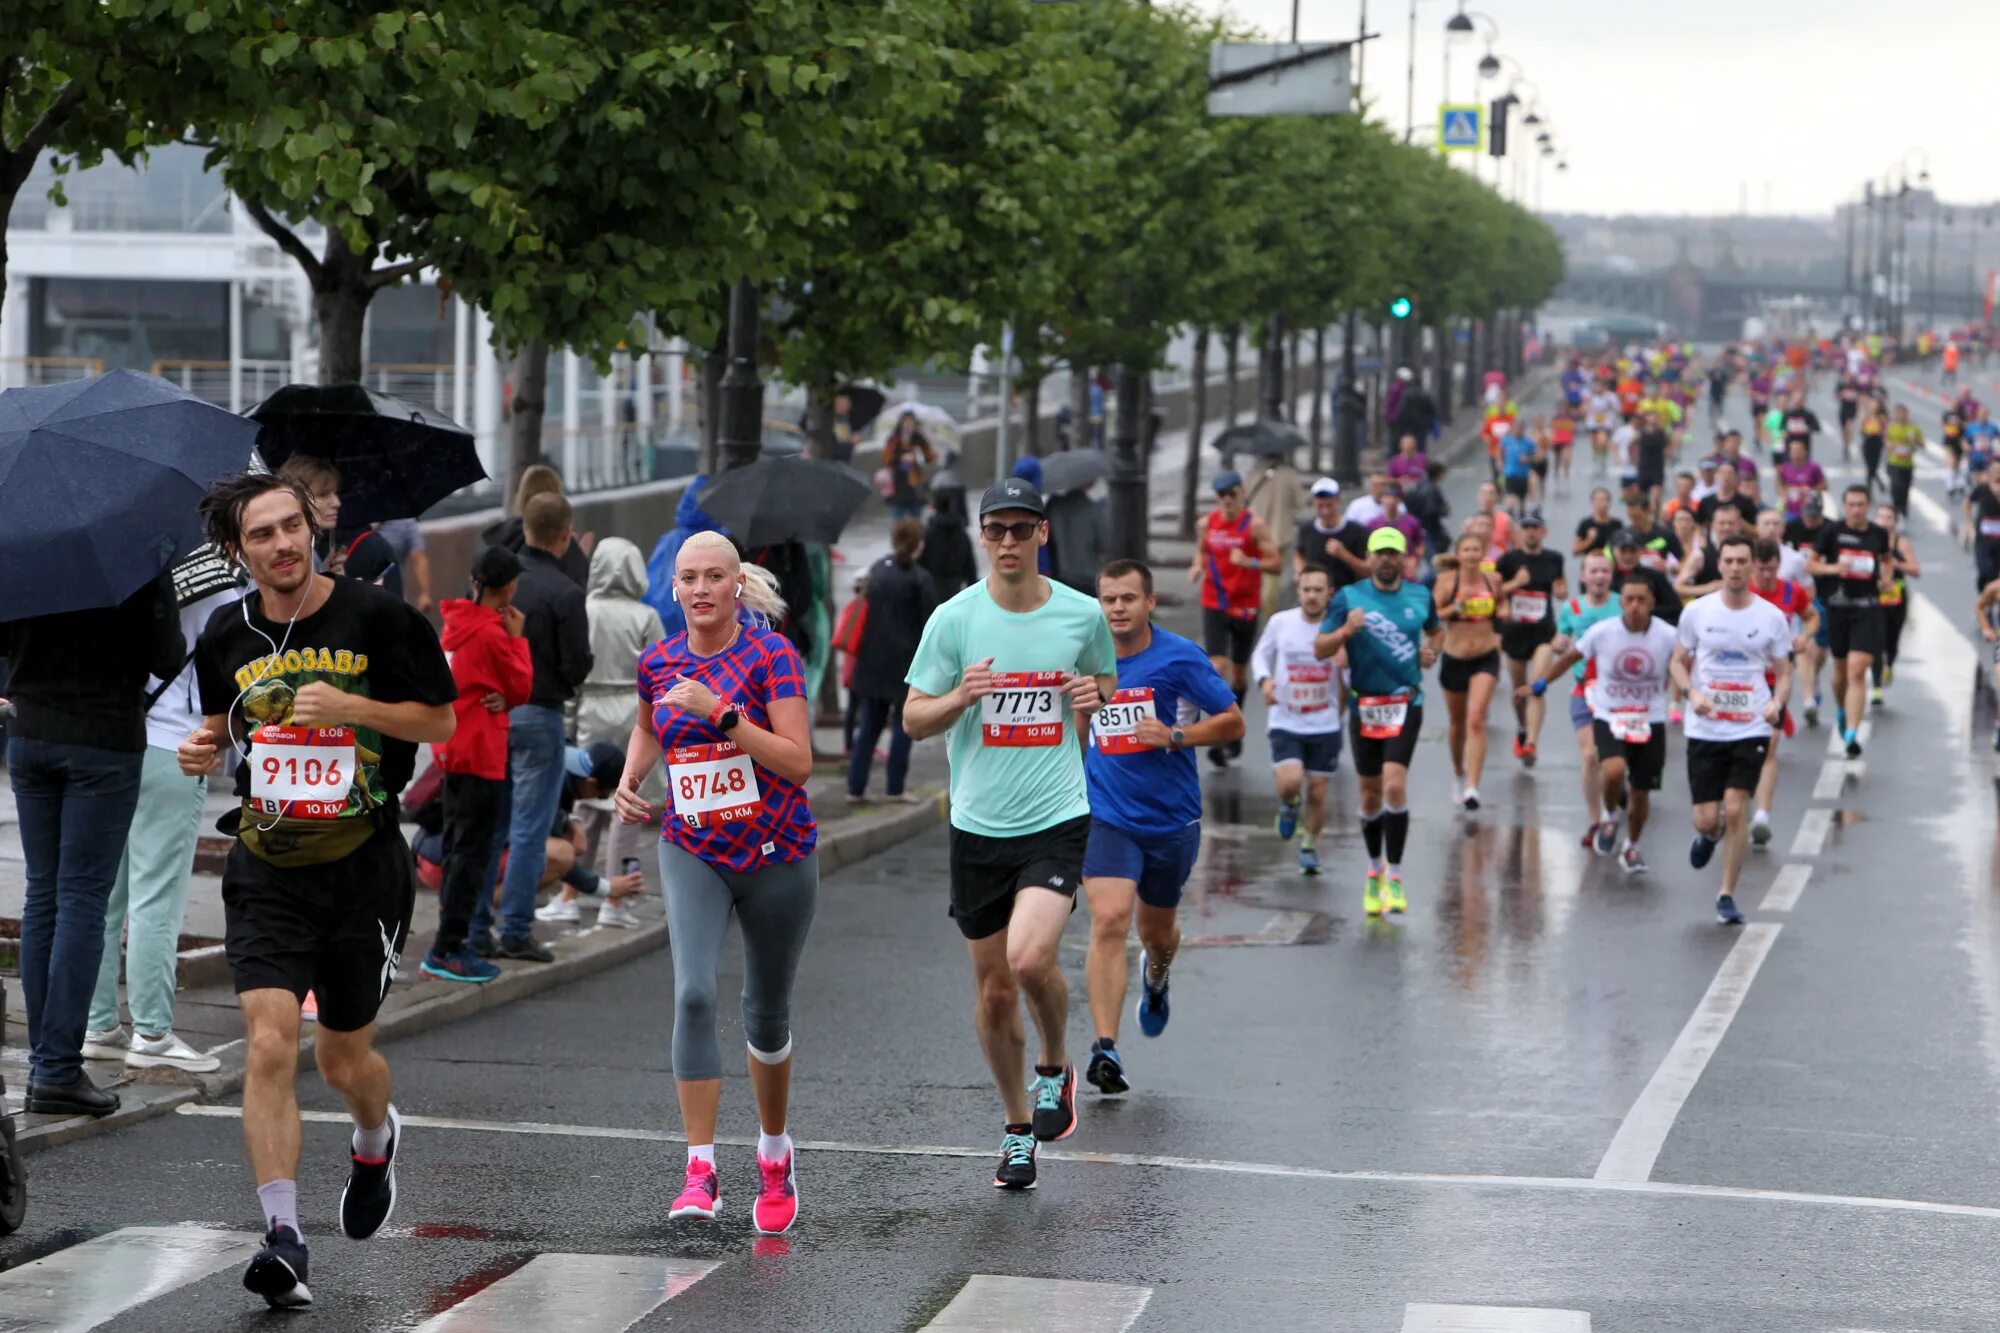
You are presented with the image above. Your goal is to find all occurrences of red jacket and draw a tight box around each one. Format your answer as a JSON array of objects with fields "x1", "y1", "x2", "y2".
[{"x1": 434, "y1": 599, "x2": 534, "y2": 780}]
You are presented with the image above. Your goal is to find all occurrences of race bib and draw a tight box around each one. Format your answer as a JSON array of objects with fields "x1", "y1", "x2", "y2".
[
  {"x1": 1284, "y1": 660, "x2": 1333, "y2": 714},
  {"x1": 1978, "y1": 518, "x2": 2000, "y2": 540},
  {"x1": 249, "y1": 725, "x2": 356, "y2": 820},
  {"x1": 982, "y1": 671, "x2": 1066, "y2": 747},
  {"x1": 1639, "y1": 551, "x2": 1666, "y2": 571},
  {"x1": 1091, "y1": 687, "x2": 1154, "y2": 756},
  {"x1": 1356, "y1": 695, "x2": 1408, "y2": 740},
  {"x1": 1707, "y1": 680, "x2": 1758, "y2": 724},
  {"x1": 1460, "y1": 595, "x2": 1495, "y2": 619},
  {"x1": 666, "y1": 741, "x2": 761, "y2": 828},
  {"x1": 1838, "y1": 551, "x2": 1876, "y2": 579},
  {"x1": 1509, "y1": 591, "x2": 1548, "y2": 623},
  {"x1": 1606, "y1": 708, "x2": 1652, "y2": 744}
]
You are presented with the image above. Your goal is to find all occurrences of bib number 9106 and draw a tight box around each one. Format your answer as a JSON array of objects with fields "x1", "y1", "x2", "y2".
[
  {"x1": 982, "y1": 671, "x2": 1066, "y2": 747},
  {"x1": 249, "y1": 725, "x2": 355, "y2": 820}
]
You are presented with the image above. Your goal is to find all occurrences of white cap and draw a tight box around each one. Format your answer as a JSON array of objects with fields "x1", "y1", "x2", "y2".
[
  {"x1": 1396, "y1": 366, "x2": 1414, "y2": 381},
  {"x1": 1310, "y1": 477, "x2": 1341, "y2": 498}
]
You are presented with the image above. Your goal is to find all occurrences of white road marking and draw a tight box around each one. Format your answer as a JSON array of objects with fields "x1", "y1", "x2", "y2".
[
  {"x1": 1761, "y1": 865, "x2": 1813, "y2": 914},
  {"x1": 173, "y1": 1099, "x2": 2000, "y2": 1224},
  {"x1": 0, "y1": 1225, "x2": 262, "y2": 1331},
  {"x1": 1824, "y1": 721, "x2": 1872, "y2": 758},
  {"x1": 1402, "y1": 1305, "x2": 1590, "y2": 1332},
  {"x1": 1812, "y1": 761, "x2": 1859, "y2": 801},
  {"x1": 411, "y1": 1253, "x2": 719, "y2": 1333},
  {"x1": 1790, "y1": 809, "x2": 1833, "y2": 857},
  {"x1": 921, "y1": 1275, "x2": 1151, "y2": 1331},
  {"x1": 1595, "y1": 923, "x2": 1783, "y2": 1183}
]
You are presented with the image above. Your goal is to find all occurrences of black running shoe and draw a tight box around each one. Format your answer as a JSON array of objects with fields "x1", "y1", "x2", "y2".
[
  {"x1": 993, "y1": 1131, "x2": 1038, "y2": 1190},
  {"x1": 1029, "y1": 1064, "x2": 1078, "y2": 1142},
  {"x1": 1085, "y1": 1041, "x2": 1129, "y2": 1096},
  {"x1": 243, "y1": 1225, "x2": 312, "y2": 1309},
  {"x1": 497, "y1": 934, "x2": 555, "y2": 962},
  {"x1": 339, "y1": 1104, "x2": 400, "y2": 1240},
  {"x1": 1716, "y1": 894, "x2": 1746, "y2": 926}
]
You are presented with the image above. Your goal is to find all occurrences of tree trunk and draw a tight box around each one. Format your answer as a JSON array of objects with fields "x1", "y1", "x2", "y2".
[
  {"x1": 1022, "y1": 375, "x2": 1043, "y2": 459},
  {"x1": 506, "y1": 338, "x2": 550, "y2": 508},
  {"x1": 1068, "y1": 361, "x2": 1091, "y2": 451},
  {"x1": 1223, "y1": 327, "x2": 1241, "y2": 427},
  {"x1": 313, "y1": 230, "x2": 379, "y2": 385},
  {"x1": 1288, "y1": 332, "x2": 1303, "y2": 421},
  {"x1": 1309, "y1": 328, "x2": 1326, "y2": 474},
  {"x1": 803, "y1": 376, "x2": 837, "y2": 461},
  {"x1": 1434, "y1": 321, "x2": 1453, "y2": 426},
  {"x1": 1180, "y1": 328, "x2": 1210, "y2": 538}
]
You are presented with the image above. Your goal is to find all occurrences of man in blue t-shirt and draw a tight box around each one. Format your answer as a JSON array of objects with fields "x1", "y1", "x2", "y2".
[
  {"x1": 1079, "y1": 560, "x2": 1242, "y2": 1097},
  {"x1": 1500, "y1": 426, "x2": 1542, "y2": 512},
  {"x1": 1315, "y1": 527, "x2": 1441, "y2": 916}
]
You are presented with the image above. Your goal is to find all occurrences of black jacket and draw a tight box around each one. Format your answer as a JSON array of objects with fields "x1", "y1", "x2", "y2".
[
  {"x1": 919, "y1": 514, "x2": 978, "y2": 602},
  {"x1": 1392, "y1": 388, "x2": 1438, "y2": 442},
  {"x1": 850, "y1": 558, "x2": 936, "y2": 700},
  {"x1": 512, "y1": 547, "x2": 594, "y2": 709},
  {"x1": 0, "y1": 573, "x2": 183, "y2": 753}
]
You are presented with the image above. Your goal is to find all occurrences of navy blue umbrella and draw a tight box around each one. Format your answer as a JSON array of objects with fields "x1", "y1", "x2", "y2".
[
  {"x1": 0, "y1": 370, "x2": 262, "y2": 621},
  {"x1": 250, "y1": 383, "x2": 484, "y2": 525}
]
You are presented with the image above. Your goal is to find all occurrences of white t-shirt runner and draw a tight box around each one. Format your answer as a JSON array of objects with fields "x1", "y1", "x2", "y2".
[
  {"x1": 1250, "y1": 608, "x2": 1342, "y2": 736},
  {"x1": 1675, "y1": 592, "x2": 1791, "y2": 742},
  {"x1": 1574, "y1": 616, "x2": 1676, "y2": 740}
]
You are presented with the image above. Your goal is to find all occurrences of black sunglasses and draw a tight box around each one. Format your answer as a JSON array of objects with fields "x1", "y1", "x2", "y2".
[{"x1": 981, "y1": 520, "x2": 1041, "y2": 543}]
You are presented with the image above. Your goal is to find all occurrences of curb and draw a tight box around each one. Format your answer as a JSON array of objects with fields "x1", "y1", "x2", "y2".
[{"x1": 15, "y1": 792, "x2": 946, "y2": 1156}]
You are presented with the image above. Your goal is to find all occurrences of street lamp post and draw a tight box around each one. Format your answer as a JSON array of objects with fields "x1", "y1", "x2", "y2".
[
  {"x1": 1928, "y1": 205, "x2": 1945, "y2": 337},
  {"x1": 716, "y1": 278, "x2": 763, "y2": 473}
]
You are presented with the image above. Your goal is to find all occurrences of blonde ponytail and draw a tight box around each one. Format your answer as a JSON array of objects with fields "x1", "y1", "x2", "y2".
[{"x1": 678, "y1": 530, "x2": 788, "y2": 625}]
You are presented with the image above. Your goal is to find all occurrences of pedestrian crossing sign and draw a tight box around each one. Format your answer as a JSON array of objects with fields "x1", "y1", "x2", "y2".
[{"x1": 1439, "y1": 103, "x2": 1483, "y2": 152}]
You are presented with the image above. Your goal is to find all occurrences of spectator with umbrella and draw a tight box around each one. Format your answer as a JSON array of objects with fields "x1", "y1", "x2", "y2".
[
  {"x1": 846, "y1": 519, "x2": 936, "y2": 804},
  {"x1": 920, "y1": 473, "x2": 978, "y2": 603},
  {"x1": 0, "y1": 370, "x2": 256, "y2": 1117},
  {"x1": 881, "y1": 411, "x2": 936, "y2": 521}
]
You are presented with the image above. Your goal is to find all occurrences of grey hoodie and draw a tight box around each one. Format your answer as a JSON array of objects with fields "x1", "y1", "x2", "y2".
[{"x1": 573, "y1": 537, "x2": 666, "y2": 748}]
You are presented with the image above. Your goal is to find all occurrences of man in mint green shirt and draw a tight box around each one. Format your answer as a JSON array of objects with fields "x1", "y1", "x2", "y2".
[{"x1": 904, "y1": 476, "x2": 1116, "y2": 1191}]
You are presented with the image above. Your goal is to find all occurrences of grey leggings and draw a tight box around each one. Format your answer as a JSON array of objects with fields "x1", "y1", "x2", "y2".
[{"x1": 659, "y1": 841, "x2": 819, "y2": 1081}]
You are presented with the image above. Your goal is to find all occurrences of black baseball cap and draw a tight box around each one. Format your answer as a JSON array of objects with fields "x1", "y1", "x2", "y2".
[
  {"x1": 1520, "y1": 507, "x2": 1546, "y2": 528},
  {"x1": 978, "y1": 477, "x2": 1046, "y2": 519},
  {"x1": 1610, "y1": 530, "x2": 1642, "y2": 550},
  {"x1": 470, "y1": 545, "x2": 522, "y2": 588}
]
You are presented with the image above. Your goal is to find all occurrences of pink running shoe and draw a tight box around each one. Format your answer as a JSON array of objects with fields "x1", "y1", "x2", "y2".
[
  {"x1": 668, "y1": 1160, "x2": 721, "y2": 1220},
  {"x1": 754, "y1": 1153, "x2": 798, "y2": 1235}
]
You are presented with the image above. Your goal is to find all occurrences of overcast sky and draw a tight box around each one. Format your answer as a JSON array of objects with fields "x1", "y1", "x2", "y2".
[{"x1": 1182, "y1": 0, "x2": 1999, "y2": 217}]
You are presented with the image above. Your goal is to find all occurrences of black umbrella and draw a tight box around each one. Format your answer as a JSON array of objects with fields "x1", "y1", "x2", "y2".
[
  {"x1": 840, "y1": 383, "x2": 888, "y2": 434},
  {"x1": 250, "y1": 383, "x2": 484, "y2": 525},
  {"x1": 1038, "y1": 448, "x2": 1112, "y2": 496},
  {"x1": 0, "y1": 370, "x2": 262, "y2": 620},
  {"x1": 1212, "y1": 418, "x2": 1308, "y2": 460},
  {"x1": 696, "y1": 455, "x2": 873, "y2": 548}
]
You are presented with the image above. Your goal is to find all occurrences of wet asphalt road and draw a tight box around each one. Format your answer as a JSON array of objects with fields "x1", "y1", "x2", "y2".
[{"x1": 11, "y1": 364, "x2": 2000, "y2": 1330}]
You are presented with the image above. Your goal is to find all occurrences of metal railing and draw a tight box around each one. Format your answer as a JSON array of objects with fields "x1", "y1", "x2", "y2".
[
  {"x1": 363, "y1": 363, "x2": 461, "y2": 416},
  {"x1": 150, "y1": 359, "x2": 293, "y2": 409},
  {"x1": 0, "y1": 357, "x2": 104, "y2": 390}
]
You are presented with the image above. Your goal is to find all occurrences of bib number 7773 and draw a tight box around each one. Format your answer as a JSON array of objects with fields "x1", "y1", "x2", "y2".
[{"x1": 982, "y1": 671, "x2": 1066, "y2": 747}]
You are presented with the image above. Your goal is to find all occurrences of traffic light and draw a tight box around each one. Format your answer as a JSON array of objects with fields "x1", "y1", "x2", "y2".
[
  {"x1": 1489, "y1": 95, "x2": 1513, "y2": 158},
  {"x1": 1389, "y1": 296, "x2": 1413, "y2": 320}
]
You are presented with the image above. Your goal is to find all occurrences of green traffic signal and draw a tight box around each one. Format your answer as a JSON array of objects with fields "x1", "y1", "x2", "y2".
[{"x1": 1389, "y1": 297, "x2": 1412, "y2": 319}]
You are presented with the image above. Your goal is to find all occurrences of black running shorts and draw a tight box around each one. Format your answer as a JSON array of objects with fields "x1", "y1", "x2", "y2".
[
  {"x1": 222, "y1": 823, "x2": 416, "y2": 1032},
  {"x1": 1348, "y1": 701, "x2": 1424, "y2": 777},
  {"x1": 1686, "y1": 736, "x2": 1769, "y2": 806},
  {"x1": 948, "y1": 814, "x2": 1089, "y2": 941},
  {"x1": 1592, "y1": 718, "x2": 1667, "y2": 791},
  {"x1": 1824, "y1": 603, "x2": 1883, "y2": 659},
  {"x1": 1201, "y1": 608, "x2": 1259, "y2": 665}
]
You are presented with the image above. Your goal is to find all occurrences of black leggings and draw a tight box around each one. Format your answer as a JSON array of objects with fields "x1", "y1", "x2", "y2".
[
  {"x1": 1888, "y1": 466, "x2": 1912, "y2": 517},
  {"x1": 1862, "y1": 438, "x2": 1883, "y2": 490},
  {"x1": 1874, "y1": 601, "x2": 1909, "y2": 682}
]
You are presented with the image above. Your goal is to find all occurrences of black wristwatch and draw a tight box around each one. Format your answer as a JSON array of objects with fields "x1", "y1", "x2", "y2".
[
  {"x1": 1169, "y1": 726, "x2": 1186, "y2": 751},
  {"x1": 716, "y1": 707, "x2": 741, "y2": 733}
]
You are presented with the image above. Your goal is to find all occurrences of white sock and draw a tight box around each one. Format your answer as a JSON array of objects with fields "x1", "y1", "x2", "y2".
[
  {"x1": 1385, "y1": 862, "x2": 1401, "y2": 879},
  {"x1": 687, "y1": 1143, "x2": 716, "y2": 1167},
  {"x1": 758, "y1": 1131, "x2": 792, "y2": 1162},
  {"x1": 1753, "y1": 809, "x2": 1770, "y2": 824},
  {"x1": 352, "y1": 1107, "x2": 394, "y2": 1161},
  {"x1": 257, "y1": 1179, "x2": 299, "y2": 1237}
]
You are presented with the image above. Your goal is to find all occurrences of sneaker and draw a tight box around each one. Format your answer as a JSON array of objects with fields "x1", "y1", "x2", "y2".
[
  {"x1": 597, "y1": 898, "x2": 641, "y2": 929},
  {"x1": 1297, "y1": 844, "x2": 1321, "y2": 875},
  {"x1": 339, "y1": 1105, "x2": 400, "y2": 1240},
  {"x1": 420, "y1": 948, "x2": 501, "y2": 984},
  {"x1": 497, "y1": 934, "x2": 555, "y2": 963},
  {"x1": 1085, "y1": 1040, "x2": 1129, "y2": 1095},
  {"x1": 1750, "y1": 817, "x2": 1772, "y2": 849},
  {"x1": 993, "y1": 1131, "x2": 1038, "y2": 1190},
  {"x1": 1136, "y1": 954, "x2": 1171, "y2": 1038},
  {"x1": 1593, "y1": 814, "x2": 1621, "y2": 856},
  {"x1": 1846, "y1": 734, "x2": 1863, "y2": 759},
  {"x1": 469, "y1": 933, "x2": 498, "y2": 959},
  {"x1": 1804, "y1": 700, "x2": 1820, "y2": 728},
  {"x1": 1689, "y1": 832, "x2": 1719, "y2": 870},
  {"x1": 1450, "y1": 789, "x2": 1467, "y2": 809},
  {"x1": 300, "y1": 991, "x2": 318, "y2": 1023},
  {"x1": 1668, "y1": 708, "x2": 1684, "y2": 726},
  {"x1": 1030, "y1": 1065, "x2": 1078, "y2": 1142},
  {"x1": 1275, "y1": 801, "x2": 1299, "y2": 842},
  {"x1": 1520, "y1": 742, "x2": 1538, "y2": 768},
  {"x1": 1206, "y1": 747, "x2": 1230, "y2": 770},
  {"x1": 243, "y1": 1225, "x2": 312, "y2": 1309},
  {"x1": 1461, "y1": 786, "x2": 1481, "y2": 812},
  {"x1": 127, "y1": 1031, "x2": 221, "y2": 1073},
  {"x1": 1716, "y1": 893, "x2": 1746, "y2": 926},
  {"x1": 1363, "y1": 873, "x2": 1384, "y2": 917},
  {"x1": 81, "y1": 1026, "x2": 129, "y2": 1061},
  {"x1": 1620, "y1": 843, "x2": 1646, "y2": 875},
  {"x1": 669, "y1": 1159, "x2": 721, "y2": 1219},
  {"x1": 534, "y1": 896, "x2": 581, "y2": 924},
  {"x1": 1580, "y1": 823, "x2": 1597, "y2": 851},
  {"x1": 1512, "y1": 732, "x2": 1526, "y2": 759},
  {"x1": 1382, "y1": 877, "x2": 1407, "y2": 914},
  {"x1": 1870, "y1": 686, "x2": 1884, "y2": 708},
  {"x1": 753, "y1": 1153, "x2": 799, "y2": 1235}
]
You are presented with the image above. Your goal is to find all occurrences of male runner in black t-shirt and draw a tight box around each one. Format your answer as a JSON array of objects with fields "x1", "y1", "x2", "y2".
[
  {"x1": 1972, "y1": 457, "x2": 2000, "y2": 587},
  {"x1": 179, "y1": 472, "x2": 455, "y2": 1310},
  {"x1": 1573, "y1": 487, "x2": 1623, "y2": 557},
  {"x1": 1806, "y1": 484, "x2": 1892, "y2": 759},
  {"x1": 1291, "y1": 478, "x2": 1369, "y2": 591},
  {"x1": 1496, "y1": 510, "x2": 1567, "y2": 765}
]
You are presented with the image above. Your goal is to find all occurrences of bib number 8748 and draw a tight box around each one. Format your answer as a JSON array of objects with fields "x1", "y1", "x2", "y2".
[{"x1": 678, "y1": 765, "x2": 748, "y2": 803}]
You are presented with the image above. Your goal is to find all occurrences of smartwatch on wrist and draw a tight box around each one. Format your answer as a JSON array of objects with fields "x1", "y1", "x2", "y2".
[
  {"x1": 709, "y1": 700, "x2": 741, "y2": 732},
  {"x1": 1169, "y1": 726, "x2": 1186, "y2": 750}
]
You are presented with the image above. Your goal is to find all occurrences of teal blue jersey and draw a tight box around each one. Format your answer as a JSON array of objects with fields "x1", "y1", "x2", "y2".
[
  {"x1": 1323, "y1": 579, "x2": 1439, "y2": 705},
  {"x1": 1554, "y1": 593, "x2": 1623, "y2": 681}
]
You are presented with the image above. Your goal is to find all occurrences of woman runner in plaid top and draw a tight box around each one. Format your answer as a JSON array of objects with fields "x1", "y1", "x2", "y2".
[{"x1": 616, "y1": 531, "x2": 818, "y2": 1237}]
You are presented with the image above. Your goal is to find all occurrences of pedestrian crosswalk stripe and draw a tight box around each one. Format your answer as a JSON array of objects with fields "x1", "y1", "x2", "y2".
[
  {"x1": 410, "y1": 1252, "x2": 720, "y2": 1332},
  {"x1": 0, "y1": 1225, "x2": 261, "y2": 1332},
  {"x1": 921, "y1": 1275, "x2": 1152, "y2": 1331},
  {"x1": 1402, "y1": 1304, "x2": 1591, "y2": 1332}
]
